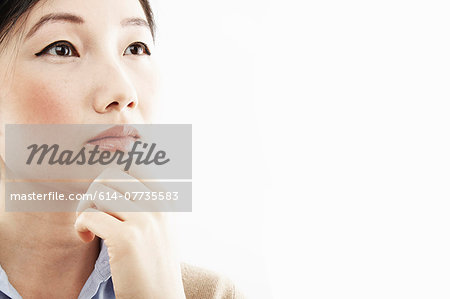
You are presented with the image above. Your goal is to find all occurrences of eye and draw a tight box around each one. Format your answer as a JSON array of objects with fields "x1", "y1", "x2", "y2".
[
  {"x1": 124, "y1": 42, "x2": 151, "y2": 56},
  {"x1": 35, "y1": 41, "x2": 79, "y2": 57}
]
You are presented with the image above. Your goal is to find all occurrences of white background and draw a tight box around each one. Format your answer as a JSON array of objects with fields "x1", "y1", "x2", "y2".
[{"x1": 152, "y1": 0, "x2": 450, "y2": 298}]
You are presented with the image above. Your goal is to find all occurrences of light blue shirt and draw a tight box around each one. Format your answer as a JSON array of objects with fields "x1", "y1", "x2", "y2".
[{"x1": 0, "y1": 238, "x2": 115, "y2": 299}]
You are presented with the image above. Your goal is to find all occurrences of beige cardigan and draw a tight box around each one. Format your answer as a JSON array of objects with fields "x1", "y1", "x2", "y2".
[{"x1": 181, "y1": 263, "x2": 246, "y2": 299}]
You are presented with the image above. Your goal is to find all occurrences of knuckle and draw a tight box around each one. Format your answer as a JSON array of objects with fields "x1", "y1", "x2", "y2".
[
  {"x1": 86, "y1": 181, "x2": 100, "y2": 194},
  {"x1": 76, "y1": 211, "x2": 90, "y2": 224}
]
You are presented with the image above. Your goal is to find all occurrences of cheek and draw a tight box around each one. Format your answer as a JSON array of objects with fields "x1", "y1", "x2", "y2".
[
  {"x1": 11, "y1": 78, "x2": 80, "y2": 124},
  {"x1": 136, "y1": 65, "x2": 160, "y2": 122}
]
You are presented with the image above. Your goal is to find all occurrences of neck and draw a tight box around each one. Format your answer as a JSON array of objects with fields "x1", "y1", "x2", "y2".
[{"x1": 0, "y1": 169, "x2": 101, "y2": 297}]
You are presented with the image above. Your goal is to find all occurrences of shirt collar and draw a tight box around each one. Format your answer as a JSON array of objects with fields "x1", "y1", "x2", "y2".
[
  {"x1": 93, "y1": 237, "x2": 111, "y2": 281},
  {"x1": 0, "y1": 263, "x2": 21, "y2": 299},
  {"x1": 76, "y1": 237, "x2": 113, "y2": 299}
]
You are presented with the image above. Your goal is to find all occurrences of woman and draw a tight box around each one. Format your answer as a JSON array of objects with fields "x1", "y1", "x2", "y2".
[{"x1": 0, "y1": 0, "x2": 243, "y2": 298}]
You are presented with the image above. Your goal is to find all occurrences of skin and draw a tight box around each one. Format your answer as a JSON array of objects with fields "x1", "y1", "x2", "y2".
[{"x1": 0, "y1": 0, "x2": 185, "y2": 298}]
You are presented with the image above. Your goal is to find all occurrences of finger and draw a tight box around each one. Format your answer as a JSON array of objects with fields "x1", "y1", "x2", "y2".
[
  {"x1": 97, "y1": 167, "x2": 152, "y2": 194},
  {"x1": 76, "y1": 182, "x2": 142, "y2": 220},
  {"x1": 74, "y1": 207, "x2": 122, "y2": 243},
  {"x1": 126, "y1": 165, "x2": 181, "y2": 212},
  {"x1": 128, "y1": 163, "x2": 167, "y2": 192},
  {"x1": 96, "y1": 168, "x2": 172, "y2": 212},
  {"x1": 97, "y1": 166, "x2": 165, "y2": 194},
  {"x1": 76, "y1": 182, "x2": 99, "y2": 217}
]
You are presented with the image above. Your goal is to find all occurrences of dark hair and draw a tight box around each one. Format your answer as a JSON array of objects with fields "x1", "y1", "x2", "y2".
[{"x1": 0, "y1": 0, "x2": 156, "y2": 46}]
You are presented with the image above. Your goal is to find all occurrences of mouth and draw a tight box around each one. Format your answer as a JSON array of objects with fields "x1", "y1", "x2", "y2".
[{"x1": 85, "y1": 125, "x2": 141, "y2": 152}]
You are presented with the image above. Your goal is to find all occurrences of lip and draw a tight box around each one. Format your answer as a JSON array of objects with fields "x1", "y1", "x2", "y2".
[{"x1": 85, "y1": 125, "x2": 141, "y2": 152}]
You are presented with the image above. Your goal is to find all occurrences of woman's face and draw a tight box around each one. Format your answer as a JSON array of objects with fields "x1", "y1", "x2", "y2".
[{"x1": 0, "y1": 0, "x2": 159, "y2": 160}]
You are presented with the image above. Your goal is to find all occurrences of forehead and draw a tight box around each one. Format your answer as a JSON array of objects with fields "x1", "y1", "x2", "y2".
[{"x1": 24, "y1": 0, "x2": 146, "y2": 28}]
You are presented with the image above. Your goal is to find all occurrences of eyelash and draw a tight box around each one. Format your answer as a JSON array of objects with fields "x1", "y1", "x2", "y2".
[{"x1": 34, "y1": 40, "x2": 151, "y2": 57}]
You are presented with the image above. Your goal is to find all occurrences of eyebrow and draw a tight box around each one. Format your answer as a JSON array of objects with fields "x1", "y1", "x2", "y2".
[
  {"x1": 25, "y1": 13, "x2": 84, "y2": 40},
  {"x1": 25, "y1": 13, "x2": 151, "y2": 40},
  {"x1": 121, "y1": 17, "x2": 150, "y2": 29}
]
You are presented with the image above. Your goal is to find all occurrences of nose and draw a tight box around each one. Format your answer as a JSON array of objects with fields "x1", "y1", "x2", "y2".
[{"x1": 91, "y1": 61, "x2": 138, "y2": 114}]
